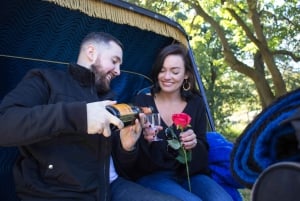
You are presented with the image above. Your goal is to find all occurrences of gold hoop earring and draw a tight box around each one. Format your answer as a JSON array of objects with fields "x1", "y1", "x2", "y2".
[{"x1": 182, "y1": 79, "x2": 191, "y2": 91}]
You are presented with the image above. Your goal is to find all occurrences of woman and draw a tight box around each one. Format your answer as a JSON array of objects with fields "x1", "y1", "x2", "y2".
[{"x1": 113, "y1": 44, "x2": 233, "y2": 201}]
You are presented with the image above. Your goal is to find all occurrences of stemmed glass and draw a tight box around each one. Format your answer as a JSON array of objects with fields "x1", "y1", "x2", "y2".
[{"x1": 146, "y1": 113, "x2": 162, "y2": 141}]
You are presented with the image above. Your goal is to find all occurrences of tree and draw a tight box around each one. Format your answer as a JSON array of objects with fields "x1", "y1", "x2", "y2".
[
  {"x1": 126, "y1": 0, "x2": 300, "y2": 109},
  {"x1": 184, "y1": 0, "x2": 299, "y2": 108}
]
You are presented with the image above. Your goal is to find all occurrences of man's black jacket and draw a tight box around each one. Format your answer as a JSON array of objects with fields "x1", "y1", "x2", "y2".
[{"x1": 0, "y1": 64, "x2": 117, "y2": 201}]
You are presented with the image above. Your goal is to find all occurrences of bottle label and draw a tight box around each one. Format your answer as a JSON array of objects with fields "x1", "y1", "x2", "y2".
[
  {"x1": 110, "y1": 104, "x2": 136, "y2": 126},
  {"x1": 111, "y1": 104, "x2": 135, "y2": 116},
  {"x1": 107, "y1": 104, "x2": 153, "y2": 128}
]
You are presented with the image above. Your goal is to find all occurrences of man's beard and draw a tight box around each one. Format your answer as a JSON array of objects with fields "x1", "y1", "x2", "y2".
[{"x1": 91, "y1": 64, "x2": 111, "y2": 94}]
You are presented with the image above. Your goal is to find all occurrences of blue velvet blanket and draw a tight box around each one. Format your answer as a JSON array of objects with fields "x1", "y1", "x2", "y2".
[
  {"x1": 231, "y1": 88, "x2": 300, "y2": 188},
  {"x1": 207, "y1": 132, "x2": 243, "y2": 201}
]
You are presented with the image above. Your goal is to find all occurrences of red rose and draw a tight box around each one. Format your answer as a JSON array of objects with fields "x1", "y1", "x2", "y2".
[
  {"x1": 172, "y1": 113, "x2": 191, "y2": 129},
  {"x1": 169, "y1": 112, "x2": 192, "y2": 191}
]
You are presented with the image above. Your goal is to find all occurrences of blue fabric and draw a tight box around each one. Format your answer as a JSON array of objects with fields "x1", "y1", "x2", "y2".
[
  {"x1": 111, "y1": 177, "x2": 181, "y2": 201},
  {"x1": 207, "y1": 132, "x2": 243, "y2": 201},
  {"x1": 137, "y1": 171, "x2": 234, "y2": 201},
  {"x1": 0, "y1": 0, "x2": 172, "y2": 103},
  {"x1": 231, "y1": 88, "x2": 300, "y2": 188}
]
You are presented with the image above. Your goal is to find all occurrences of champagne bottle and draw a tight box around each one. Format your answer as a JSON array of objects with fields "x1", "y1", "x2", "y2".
[{"x1": 106, "y1": 103, "x2": 153, "y2": 130}]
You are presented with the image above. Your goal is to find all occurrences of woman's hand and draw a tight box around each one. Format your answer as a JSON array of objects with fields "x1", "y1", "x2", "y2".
[
  {"x1": 142, "y1": 125, "x2": 163, "y2": 142},
  {"x1": 179, "y1": 129, "x2": 197, "y2": 150},
  {"x1": 119, "y1": 117, "x2": 142, "y2": 151},
  {"x1": 120, "y1": 113, "x2": 155, "y2": 151}
]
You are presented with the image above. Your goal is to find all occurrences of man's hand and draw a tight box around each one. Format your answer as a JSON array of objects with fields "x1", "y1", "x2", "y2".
[{"x1": 86, "y1": 100, "x2": 124, "y2": 137}]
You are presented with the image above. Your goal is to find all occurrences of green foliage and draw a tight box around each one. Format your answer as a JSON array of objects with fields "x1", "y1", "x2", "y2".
[
  {"x1": 240, "y1": 188, "x2": 251, "y2": 201},
  {"x1": 124, "y1": 0, "x2": 300, "y2": 136},
  {"x1": 167, "y1": 138, "x2": 181, "y2": 150}
]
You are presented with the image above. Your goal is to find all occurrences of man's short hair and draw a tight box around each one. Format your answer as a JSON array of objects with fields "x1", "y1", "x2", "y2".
[{"x1": 80, "y1": 32, "x2": 123, "y2": 50}]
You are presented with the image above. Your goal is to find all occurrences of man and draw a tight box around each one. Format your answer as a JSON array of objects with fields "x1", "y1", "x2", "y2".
[{"x1": 0, "y1": 32, "x2": 180, "y2": 201}]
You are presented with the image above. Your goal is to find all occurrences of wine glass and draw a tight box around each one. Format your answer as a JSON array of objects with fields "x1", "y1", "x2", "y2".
[{"x1": 146, "y1": 113, "x2": 162, "y2": 141}]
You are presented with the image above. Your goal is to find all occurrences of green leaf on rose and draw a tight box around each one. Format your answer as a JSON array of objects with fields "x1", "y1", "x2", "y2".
[
  {"x1": 167, "y1": 139, "x2": 181, "y2": 150},
  {"x1": 176, "y1": 149, "x2": 192, "y2": 164},
  {"x1": 176, "y1": 153, "x2": 186, "y2": 164}
]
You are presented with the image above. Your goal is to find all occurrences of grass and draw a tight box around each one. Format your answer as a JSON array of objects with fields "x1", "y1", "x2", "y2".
[{"x1": 239, "y1": 188, "x2": 251, "y2": 201}]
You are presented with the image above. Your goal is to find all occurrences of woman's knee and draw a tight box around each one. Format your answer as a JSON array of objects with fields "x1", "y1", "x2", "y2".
[{"x1": 188, "y1": 175, "x2": 233, "y2": 201}]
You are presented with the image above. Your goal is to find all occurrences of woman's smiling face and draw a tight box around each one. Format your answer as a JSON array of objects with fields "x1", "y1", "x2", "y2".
[{"x1": 158, "y1": 54, "x2": 188, "y2": 94}]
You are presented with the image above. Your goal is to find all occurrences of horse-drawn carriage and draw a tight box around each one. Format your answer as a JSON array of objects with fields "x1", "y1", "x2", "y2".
[{"x1": 0, "y1": 0, "x2": 242, "y2": 200}]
